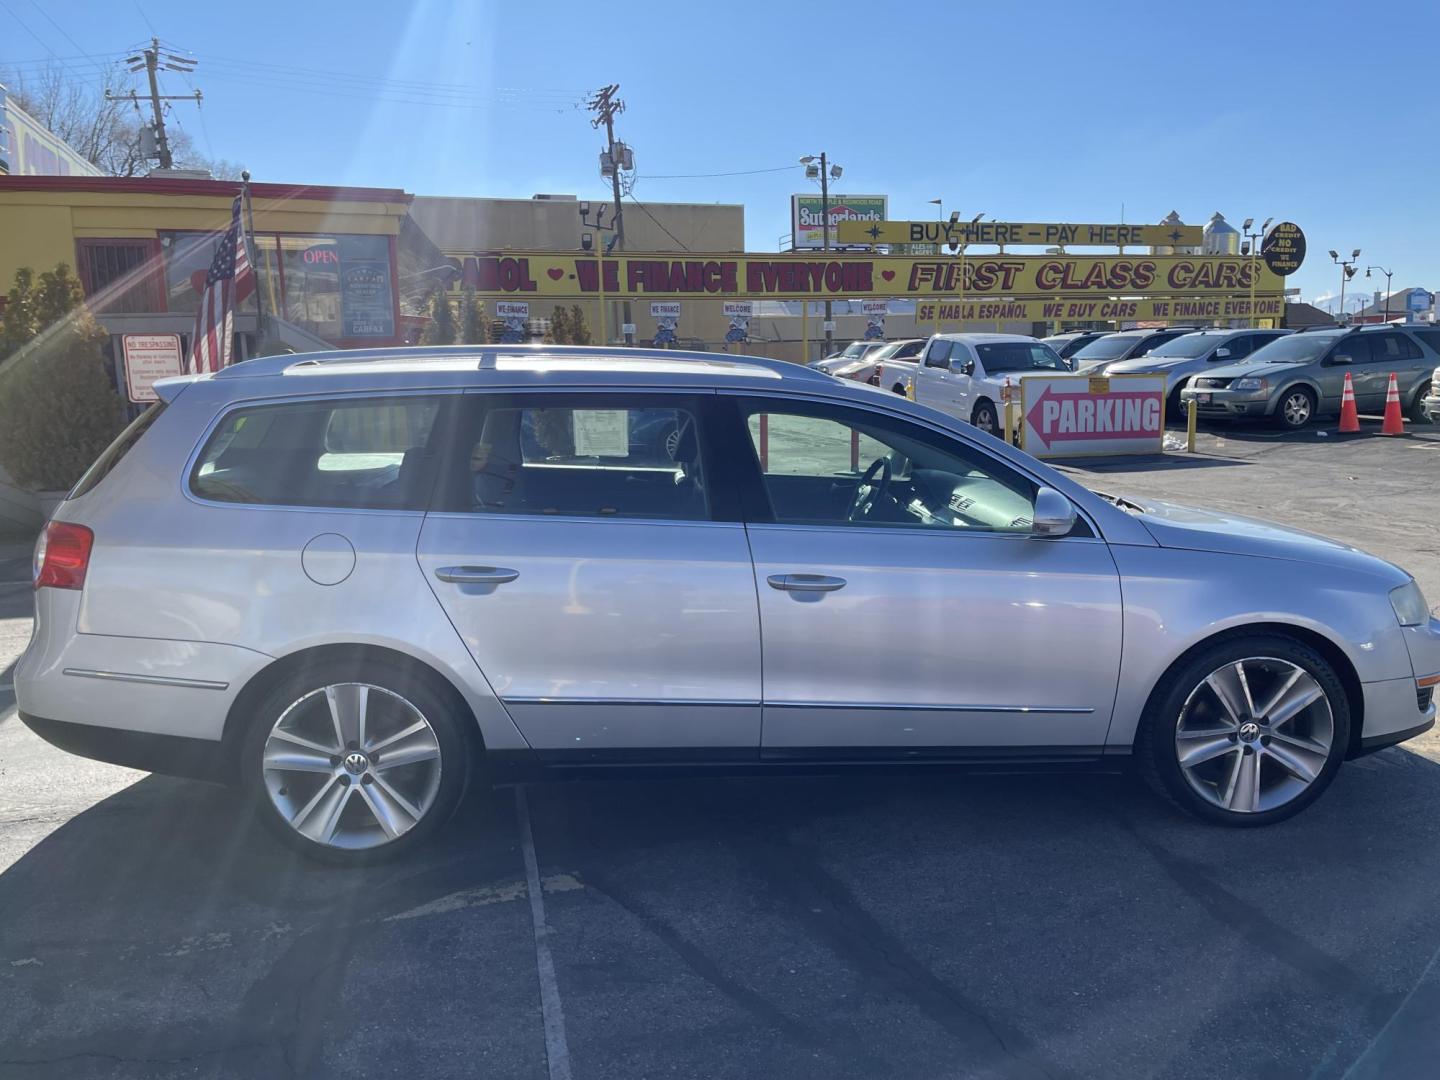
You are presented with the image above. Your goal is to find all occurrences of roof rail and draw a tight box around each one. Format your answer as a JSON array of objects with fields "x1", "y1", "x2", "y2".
[
  {"x1": 214, "y1": 343, "x2": 834, "y2": 383},
  {"x1": 1295, "y1": 323, "x2": 1344, "y2": 332}
]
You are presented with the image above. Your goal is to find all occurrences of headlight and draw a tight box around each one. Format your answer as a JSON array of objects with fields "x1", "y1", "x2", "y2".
[
  {"x1": 1390, "y1": 579, "x2": 1430, "y2": 626},
  {"x1": 1231, "y1": 377, "x2": 1269, "y2": 392}
]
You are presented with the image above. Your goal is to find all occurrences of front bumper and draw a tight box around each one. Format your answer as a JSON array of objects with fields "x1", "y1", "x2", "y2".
[
  {"x1": 1180, "y1": 386, "x2": 1274, "y2": 419},
  {"x1": 1422, "y1": 394, "x2": 1440, "y2": 422}
]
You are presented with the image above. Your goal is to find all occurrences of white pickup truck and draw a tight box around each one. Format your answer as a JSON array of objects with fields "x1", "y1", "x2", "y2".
[{"x1": 904, "y1": 333, "x2": 1074, "y2": 436}]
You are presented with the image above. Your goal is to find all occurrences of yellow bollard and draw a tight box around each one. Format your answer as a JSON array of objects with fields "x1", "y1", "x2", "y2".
[
  {"x1": 1003, "y1": 400, "x2": 1015, "y2": 445},
  {"x1": 1186, "y1": 396, "x2": 1198, "y2": 453}
]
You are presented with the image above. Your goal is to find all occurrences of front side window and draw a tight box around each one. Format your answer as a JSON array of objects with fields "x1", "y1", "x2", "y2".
[
  {"x1": 975, "y1": 342, "x2": 1067, "y2": 374},
  {"x1": 438, "y1": 395, "x2": 709, "y2": 521},
  {"x1": 191, "y1": 396, "x2": 443, "y2": 510},
  {"x1": 924, "y1": 340, "x2": 952, "y2": 367},
  {"x1": 739, "y1": 399, "x2": 1043, "y2": 534}
]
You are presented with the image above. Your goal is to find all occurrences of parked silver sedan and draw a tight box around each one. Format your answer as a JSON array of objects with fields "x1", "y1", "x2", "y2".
[{"x1": 16, "y1": 346, "x2": 1439, "y2": 863}]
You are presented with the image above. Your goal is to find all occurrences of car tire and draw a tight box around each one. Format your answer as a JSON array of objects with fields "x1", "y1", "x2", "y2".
[
  {"x1": 971, "y1": 400, "x2": 999, "y2": 436},
  {"x1": 891, "y1": 383, "x2": 907, "y2": 396},
  {"x1": 239, "y1": 656, "x2": 474, "y2": 865},
  {"x1": 1137, "y1": 634, "x2": 1350, "y2": 827},
  {"x1": 1409, "y1": 383, "x2": 1433, "y2": 423},
  {"x1": 1274, "y1": 386, "x2": 1316, "y2": 430}
]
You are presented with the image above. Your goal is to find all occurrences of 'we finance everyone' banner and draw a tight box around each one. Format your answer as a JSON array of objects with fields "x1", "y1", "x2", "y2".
[
  {"x1": 916, "y1": 296, "x2": 1285, "y2": 323},
  {"x1": 450, "y1": 251, "x2": 1284, "y2": 301}
]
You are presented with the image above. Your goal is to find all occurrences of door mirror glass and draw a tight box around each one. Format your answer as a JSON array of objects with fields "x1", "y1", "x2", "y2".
[
  {"x1": 952, "y1": 358, "x2": 975, "y2": 376},
  {"x1": 1329, "y1": 353, "x2": 1353, "y2": 366},
  {"x1": 1214, "y1": 348, "x2": 1231, "y2": 360},
  {"x1": 1030, "y1": 487, "x2": 1077, "y2": 538}
]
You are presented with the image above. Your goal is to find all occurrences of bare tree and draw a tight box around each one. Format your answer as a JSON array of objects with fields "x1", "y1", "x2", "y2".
[{"x1": 1, "y1": 64, "x2": 242, "y2": 179}]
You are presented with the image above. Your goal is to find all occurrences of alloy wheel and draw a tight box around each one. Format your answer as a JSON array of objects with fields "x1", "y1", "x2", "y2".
[
  {"x1": 1174, "y1": 657, "x2": 1334, "y2": 814},
  {"x1": 1281, "y1": 391, "x2": 1312, "y2": 427},
  {"x1": 973, "y1": 406, "x2": 998, "y2": 435},
  {"x1": 262, "y1": 682, "x2": 444, "y2": 849}
]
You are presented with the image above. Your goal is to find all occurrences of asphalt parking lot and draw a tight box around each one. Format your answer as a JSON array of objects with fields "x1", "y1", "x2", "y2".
[{"x1": 3, "y1": 416, "x2": 1440, "y2": 1080}]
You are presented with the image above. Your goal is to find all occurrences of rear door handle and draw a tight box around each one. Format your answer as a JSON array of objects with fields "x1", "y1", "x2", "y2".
[
  {"x1": 767, "y1": 573, "x2": 847, "y2": 593},
  {"x1": 435, "y1": 565, "x2": 520, "y2": 586}
]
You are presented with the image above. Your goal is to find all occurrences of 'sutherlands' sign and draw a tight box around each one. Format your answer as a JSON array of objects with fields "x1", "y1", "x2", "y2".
[
  {"x1": 1020, "y1": 373, "x2": 1167, "y2": 459},
  {"x1": 120, "y1": 333, "x2": 184, "y2": 403},
  {"x1": 451, "y1": 252, "x2": 1282, "y2": 300}
]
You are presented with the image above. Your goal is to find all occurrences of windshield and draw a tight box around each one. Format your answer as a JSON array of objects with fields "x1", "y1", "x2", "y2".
[
  {"x1": 1144, "y1": 333, "x2": 1222, "y2": 359},
  {"x1": 1240, "y1": 333, "x2": 1342, "y2": 364},
  {"x1": 1072, "y1": 335, "x2": 1138, "y2": 361},
  {"x1": 976, "y1": 342, "x2": 1069, "y2": 374}
]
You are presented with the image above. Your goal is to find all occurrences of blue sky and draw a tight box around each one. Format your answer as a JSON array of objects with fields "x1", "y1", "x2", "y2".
[{"x1": 2, "y1": 0, "x2": 1431, "y2": 309}]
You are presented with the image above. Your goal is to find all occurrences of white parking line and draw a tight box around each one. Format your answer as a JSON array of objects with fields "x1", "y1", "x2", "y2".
[{"x1": 516, "y1": 787, "x2": 572, "y2": 1080}]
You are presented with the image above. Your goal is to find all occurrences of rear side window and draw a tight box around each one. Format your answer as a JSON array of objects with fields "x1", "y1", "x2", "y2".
[
  {"x1": 1370, "y1": 333, "x2": 1422, "y2": 362},
  {"x1": 1413, "y1": 330, "x2": 1440, "y2": 355},
  {"x1": 191, "y1": 396, "x2": 444, "y2": 510},
  {"x1": 436, "y1": 394, "x2": 709, "y2": 522},
  {"x1": 70, "y1": 402, "x2": 168, "y2": 499}
]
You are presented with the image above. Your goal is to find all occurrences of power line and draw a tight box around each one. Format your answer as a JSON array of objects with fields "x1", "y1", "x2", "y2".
[
  {"x1": 25, "y1": 0, "x2": 115, "y2": 81},
  {"x1": 0, "y1": 0, "x2": 93, "y2": 90},
  {"x1": 626, "y1": 193, "x2": 690, "y2": 252},
  {"x1": 640, "y1": 164, "x2": 803, "y2": 179}
]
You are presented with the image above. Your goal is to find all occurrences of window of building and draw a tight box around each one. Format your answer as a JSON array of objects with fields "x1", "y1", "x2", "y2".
[
  {"x1": 191, "y1": 396, "x2": 444, "y2": 510},
  {"x1": 76, "y1": 239, "x2": 164, "y2": 313}
]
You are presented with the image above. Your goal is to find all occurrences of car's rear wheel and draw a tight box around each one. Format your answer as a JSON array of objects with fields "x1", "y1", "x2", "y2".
[
  {"x1": 1275, "y1": 387, "x2": 1316, "y2": 429},
  {"x1": 1409, "y1": 382, "x2": 1432, "y2": 423},
  {"x1": 1137, "y1": 635, "x2": 1350, "y2": 826},
  {"x1": 240, "y1": 658, "x2": 472, "y2": 864},
  {"x1": 891, "y1": 382, "x2": 907, "y2": 395},
  {"x1": 971, "y1": 400, "x2": 999, "y2": 436}
]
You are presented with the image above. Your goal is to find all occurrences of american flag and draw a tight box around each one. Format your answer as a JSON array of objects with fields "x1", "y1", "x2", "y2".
[{"x1": 187, "y1": 194, "x2": 253, "y2": 373}]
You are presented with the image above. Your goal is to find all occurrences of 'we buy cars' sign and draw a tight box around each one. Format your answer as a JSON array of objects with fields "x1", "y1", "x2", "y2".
[{"x1": 1019, "y1": 373, "x2": 1167, "y2": 459}]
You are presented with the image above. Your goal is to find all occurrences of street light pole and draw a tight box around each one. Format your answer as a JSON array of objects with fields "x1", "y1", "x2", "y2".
[
  {"x1": 1366, "y1": 266, "x2": 1393, "y2": 324},
  {"x1": 1330, "y1": 249, "x2": 1360, "y2": 325},
  {"x1": 821, "y1": 151, "x2": 833, "y2": 357}
]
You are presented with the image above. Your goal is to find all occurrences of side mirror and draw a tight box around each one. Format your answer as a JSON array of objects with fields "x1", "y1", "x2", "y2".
[
  {"x1": 1214, "y1": 348, "x2": 1231, "y2": 359},
  {"x1": 1329, "y1": 353, "x2": 1353, "y2": 366},
  {"x1": 1031, "y1": 487, "x2": 1077, "y2": 538},
  {"x1": 952, "y1": 359, "x2": 975, "y2": 376}
]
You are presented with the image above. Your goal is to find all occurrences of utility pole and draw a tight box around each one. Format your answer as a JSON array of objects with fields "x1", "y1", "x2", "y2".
[
  {"x1": 110, "y1": 39, "x2": 199, "y2": 172},
  {"x1": 587, "y1": 84, "x2": 634, "y2": 346}
]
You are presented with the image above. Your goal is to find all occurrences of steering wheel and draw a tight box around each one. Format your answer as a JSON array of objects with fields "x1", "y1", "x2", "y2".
[{"x1": 847, "y1": 457, "x2": 892, "y2": 521}]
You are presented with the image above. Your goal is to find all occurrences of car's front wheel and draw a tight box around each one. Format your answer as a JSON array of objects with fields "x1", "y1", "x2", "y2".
[
  {"x1": 971, "y1": 400, "x2": 999, "y2": 436},
  {"x1": 1275, "y1": 386, "x2": 1316, "y2": 429},
  {"x1": 240, "y1": 657, "x2": 472, "y2": 863},
  {"x1": 1138, "y1": 635, "x2": 1350, "y2": 826}
]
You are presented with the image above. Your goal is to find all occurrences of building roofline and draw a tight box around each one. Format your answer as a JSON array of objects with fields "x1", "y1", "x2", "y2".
[{"x1": 0, "y1": 175, "x2": 412, "y2": 203}]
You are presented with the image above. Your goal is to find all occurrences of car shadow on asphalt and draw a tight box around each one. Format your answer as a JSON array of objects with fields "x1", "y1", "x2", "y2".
[{"x1": 5, "y1": 755, "x2": 1440, "y2": 1079}]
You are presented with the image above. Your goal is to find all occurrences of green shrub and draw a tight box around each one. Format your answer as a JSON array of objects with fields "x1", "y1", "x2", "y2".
[{"x1": 0, "y1": 266, "x2": 125, "y2": 491}]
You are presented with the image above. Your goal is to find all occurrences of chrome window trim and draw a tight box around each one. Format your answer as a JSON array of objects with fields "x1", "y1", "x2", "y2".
[
  {"x1": 63, "y1": 668, "x2": 229, "y2": 691},
  {"x1": 504, "y1": 696, "x2": 757, "y2": 707}
]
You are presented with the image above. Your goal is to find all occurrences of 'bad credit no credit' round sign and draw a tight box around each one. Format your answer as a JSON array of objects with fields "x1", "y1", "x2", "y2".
[{"x1": 1261, "y1": 222, "x2": 1305, "y2": 276}]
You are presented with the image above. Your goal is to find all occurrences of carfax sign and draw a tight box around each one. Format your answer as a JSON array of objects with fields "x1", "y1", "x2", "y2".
[{"x1": 1020, "y1": 373, "x2": 1167, "y2": 459}]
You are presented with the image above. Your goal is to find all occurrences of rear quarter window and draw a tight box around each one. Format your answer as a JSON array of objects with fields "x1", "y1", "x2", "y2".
[{"x1": 190, "y1": 396, "x2": 445, "y2": 510}]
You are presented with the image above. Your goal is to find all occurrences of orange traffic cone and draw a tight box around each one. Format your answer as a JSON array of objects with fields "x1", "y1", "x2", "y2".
[
  {"x1": 1381, "y1": 372, "x2": 1406, "y2": 435},
  {"x1": 1338, "y1": 371, "x2": 1360, "y2": 433}
]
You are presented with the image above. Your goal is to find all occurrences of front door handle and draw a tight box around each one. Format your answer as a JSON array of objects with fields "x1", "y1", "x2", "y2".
[
  {"x1": 767, "y1": 573, "x2": 847, "y2": 593},
  {"x1": 435, "y1": 565, "x2": 520, "y2": 586}
]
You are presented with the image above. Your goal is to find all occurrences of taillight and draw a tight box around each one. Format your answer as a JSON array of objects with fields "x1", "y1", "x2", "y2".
[{"x1": 34, "y1": 521, "x2": 94, "y2": 590}]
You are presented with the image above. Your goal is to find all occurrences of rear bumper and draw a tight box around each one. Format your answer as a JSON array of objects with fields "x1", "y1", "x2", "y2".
[{"x1": 19, "y1": 712, "x2": 228, "y2": 781}]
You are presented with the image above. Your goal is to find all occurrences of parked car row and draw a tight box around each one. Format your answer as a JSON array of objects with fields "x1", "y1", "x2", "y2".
[{"x1": 833, "y1": 323, "x2": 1438, "y2": 432}]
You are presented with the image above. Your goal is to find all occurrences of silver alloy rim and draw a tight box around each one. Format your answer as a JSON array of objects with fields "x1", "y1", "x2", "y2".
[
  {"x1": 1174, "y1": 657, "x2": 1334, "y2": 814},
  {"x1": 262, "y1": 683, "x2": 443, "y2": 849},
  {"x1": 974, "y1": 408, "x2": 997, "y2": 434},
  {"x1": 1283, "y1": 392, "x2": 1311, "y2": 426}
]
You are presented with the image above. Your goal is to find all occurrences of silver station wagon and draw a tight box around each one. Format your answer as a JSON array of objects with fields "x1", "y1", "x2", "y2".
[{"x1": 17, "y1": 346, "x2": 1440, "y2": 863}]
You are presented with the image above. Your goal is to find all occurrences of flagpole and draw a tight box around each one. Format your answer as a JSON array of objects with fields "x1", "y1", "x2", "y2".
[{"x1": 240, "y1": 170, "x2": 266, "y2": 355}]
